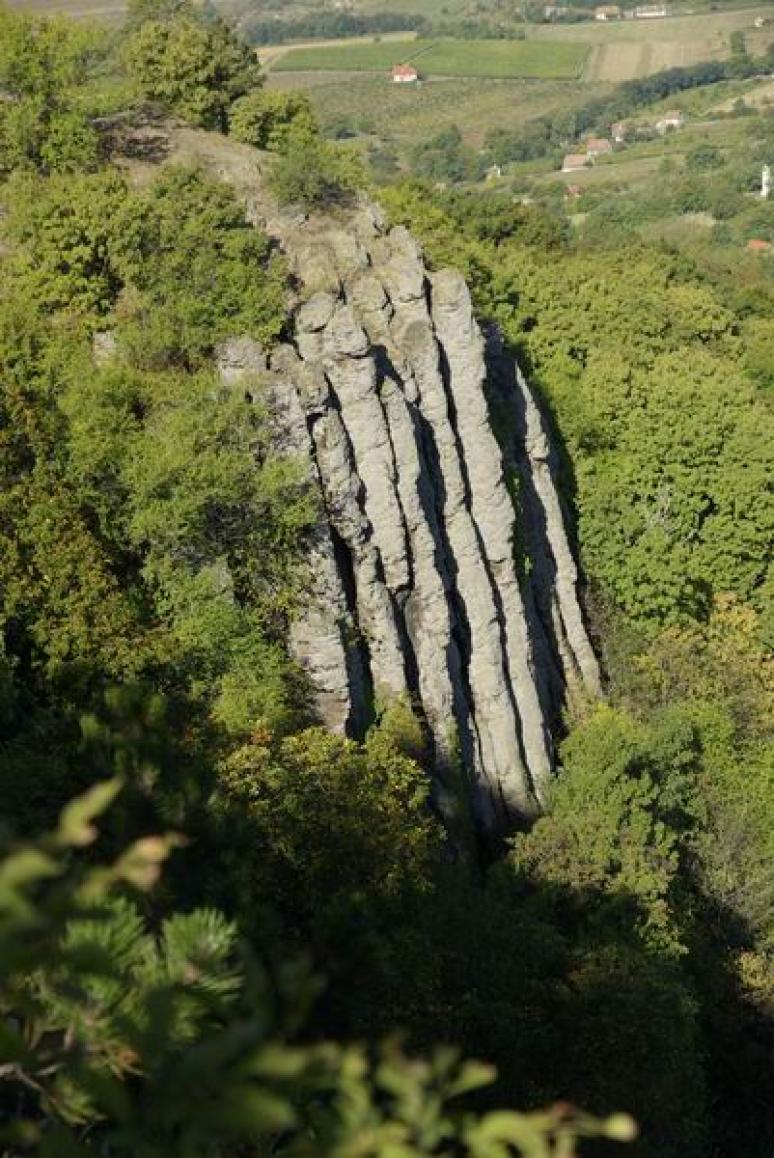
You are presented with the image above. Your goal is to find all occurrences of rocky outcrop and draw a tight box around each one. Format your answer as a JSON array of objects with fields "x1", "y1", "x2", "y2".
[{"x1": 220, "y1": 199, "x2": 600, "y2": 831}]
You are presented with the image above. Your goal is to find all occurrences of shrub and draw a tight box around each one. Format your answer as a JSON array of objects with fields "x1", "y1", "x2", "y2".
[
  {"x1": 228, "y1": 89, "x2": 317, "y2": 152},
  {"x1": 268, "y1": 135, "x2": 364, "y2": 207}
]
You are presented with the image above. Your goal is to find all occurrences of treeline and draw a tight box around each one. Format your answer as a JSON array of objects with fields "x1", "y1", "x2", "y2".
[
  {"x1": 242, "y1": 9, "x2": 429, "y2": 45},
  {"x1": 431, "y1": 19, "x2": 526, "y2": 38},
  {"x1": 487, "y1": 46, "x2": 774, "y2": 167},
  {"x1": 241, "y1": 9, "x2": 530, "y2": 45}
]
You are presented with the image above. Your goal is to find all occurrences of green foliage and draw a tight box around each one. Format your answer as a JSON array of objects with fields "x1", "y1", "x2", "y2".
[
  {"x1": 6, "y1": 165, "x2": 289, "y2": 356},
  {"x1": 0, "y1": 8, "x2": 104, "y2": 174},
  {"x1": 0, "y1": 7, "x2": 99, "y2": 101},
  {"x1": 2, "y1": 13, "x2": 773, "y2": 1154},
  {"x1": 228, "y1": 89, "x2": 317, "y2": 153},
  {"x1": 123, "y1": 9, "x2": 261, "y2": 130},
  {"x1": 411, "y1": 125, "x2": 487, "y2": 183},
  {"x1": 0, "y1": 97, "x2": 100, "y2": 175},
  {"x1": 115, "y1": 166, "x2": 289, "y2": 364},
  {"x1": 513, "y1": 705, "x2": 688, "y2": 946},
  {"x1": 268, "y1": 134, "x2": 365, "y2": 207},
  {"x1": 0, "y1": 785, "x2": 636, "y2": 1156},
  {"x1": 6, "y1": 169, "x2": 130, "y2": 313},
  {"x1": 0, "y1": 166, "x2": 309, "y2": 748},
  {"x1": 384, "y1": 185, "x2": 773, "y2": 633},
  {"x1": 214, "y1": 726, "x2": 442, "y2": 928}
]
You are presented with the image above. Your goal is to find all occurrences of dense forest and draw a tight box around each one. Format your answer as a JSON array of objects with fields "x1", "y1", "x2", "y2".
[{"x1": 0, "y1": 1, "x2": 772, "y2": 1155}]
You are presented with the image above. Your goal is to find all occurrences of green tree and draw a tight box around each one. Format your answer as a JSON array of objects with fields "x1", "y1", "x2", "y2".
[
  {"x1": 114, "y1": 166, "x2": 289, "y2": 365},
  {"x1": 5, "y1": 169, "x2": 132, "y2": 314},
  {"x1": 0, "y1": 8, "x2": 102, "y2": 174},
  {"x1": 213, "y1": 725, "x2": 443, "y2": 931},
  {"x1": 124, "y1": 12, "x2": 261, "y2": 130},
  {"x1": 513, "y1": 705, "x2": 690, "y2": 946}
]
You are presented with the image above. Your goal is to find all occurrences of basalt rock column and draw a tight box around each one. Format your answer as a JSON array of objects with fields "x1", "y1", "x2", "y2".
[{"x1": 250, "y1": 201, "x2": 602, "y2": 828}]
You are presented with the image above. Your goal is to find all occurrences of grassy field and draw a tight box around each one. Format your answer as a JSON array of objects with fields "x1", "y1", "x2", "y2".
[
  {"x1": 5, "y1": 0, "x2": 125, "y2": 18},
  {"x1": 583, "y1": 38, "x2": 728, "y2": 81},
  {"x1": 270, "y1": 40, "x2": 433, "y2": 73},
  {"x1": 268, "y1": 71, "x2": 605, "y2": 149},
  {"x1": 271, "y1": 38, "x2": 589, "y2": 80},
  {"x1": 531, "y1": 5, "x2": 774, "y2": 79},
  {"x1": 532, "y1": 5, "x2": 772, "y2": 43}
]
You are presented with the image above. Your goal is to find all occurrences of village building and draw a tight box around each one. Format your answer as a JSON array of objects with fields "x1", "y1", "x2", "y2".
[
  {"x1": 565, "y1": 184, "x2": 583, "y2": 200},
  {"x1": 392, "y1": 64, "x2": 419, "y2": 84},
  {"x1": 611, "y1": 121, "x2": 628, "y2": 143},
  {"x1": 655, "y1": 109, "x2": 684, "y2": 133},
  {"x1": 586, "y1": 137, "x2": 613, "y2": 156},
  {"x1": 746, "y1": 238, "x2": 771, "y2": 253},
  {"x1": 562, "y1": 153, "x2": 590, "y2": 172},
  {"x1": 544, "y1": 5, "x2": 572, "y2": 18},
  {"x1": 634, "y1": 3, "x2": 667, "y2": 16},
  {"x1": 595, "y1": 4, "x2": 621, "y2": 18}
]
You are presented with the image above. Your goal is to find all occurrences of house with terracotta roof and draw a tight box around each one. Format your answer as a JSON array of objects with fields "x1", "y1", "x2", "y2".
[
  {"x1": 392, "y1": 64, "x2": 419, "y2": 84},
  {"x1": 746, "y1": 238, "x2": 771, "y2": 253},
  {"x1": 611, "y1": 121, "x2": 628, "y2": 143},
  {"x1": 656, "y1": 110, "x2": 684, "y2": 133},
  {"x1": 586, "y1": 137, "x2": 613, "y2": 157},
  {"x1": 562, "y1": 153, "x2": 590, "y2": 172}
]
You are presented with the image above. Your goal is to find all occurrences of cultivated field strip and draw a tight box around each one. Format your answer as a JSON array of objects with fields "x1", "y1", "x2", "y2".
[{"x1": 271, "y1": 38, "x2": 589, "y2": 80}]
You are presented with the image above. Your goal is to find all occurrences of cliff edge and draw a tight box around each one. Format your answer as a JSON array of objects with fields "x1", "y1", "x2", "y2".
[{"x1": 113, "y1": 121, "x2": 601, "y2": 829}]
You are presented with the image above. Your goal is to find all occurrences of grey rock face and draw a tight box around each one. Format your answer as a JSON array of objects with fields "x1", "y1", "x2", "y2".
[
  {"x1": 235, "y1": 199, "x2": 601, "y2": 829},
  {"x1": 514, "y1": 363, "x2": 602, "y2": 702},
  {"x1": 484, "y1": 326, "x2": 603, "y2": 723},
  {"x1": 216, "y1": 335, "x2": 268, "y2": 389}
]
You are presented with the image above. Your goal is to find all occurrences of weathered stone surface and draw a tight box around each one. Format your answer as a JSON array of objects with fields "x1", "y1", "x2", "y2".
[
  {"x1": 388, "y1": 291, "x2": 540, "y2": 822},
  {"x1": 512, "y1": 362, "x2": 603, "y2": 699},
  {"x1": 100, "y1": 122, "x2": 600, "y2": 828},
  {"x1": 236, "y1": 199, "x2": 601, "y2": 829},
  {"x1": 325, "y1": 304, "x2": 370, "y2": 359},
  {"x1": 328, "y1": 228, "x2": 370, "y2": 277},
  {"x1": 430, "y1": 270, "x2": 553, "y2": 806},
  {"x1": 309, "y1": 404, "x2": 408, "y2": 701},
  {"x1": 216, "y1": 335, "x2": 267, "y2": 389},
  {"x1": 296, "y1": 291, "x2": 337, "y2": 334}
]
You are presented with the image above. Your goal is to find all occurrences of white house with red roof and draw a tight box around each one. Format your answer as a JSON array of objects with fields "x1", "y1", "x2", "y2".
[{"x1": 392, "y1": 64, "x2": 419, "y2": 84}]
